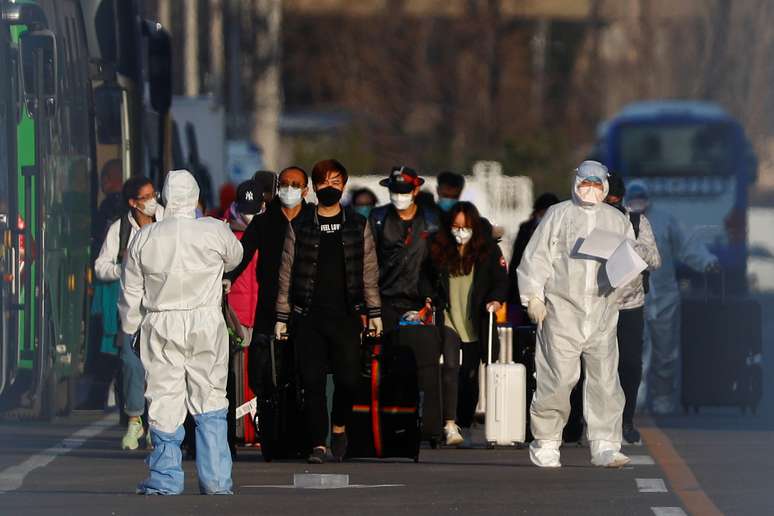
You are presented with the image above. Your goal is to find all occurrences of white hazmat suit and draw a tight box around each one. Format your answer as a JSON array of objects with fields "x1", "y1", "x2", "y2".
[
  {"x1": 627, "y1": 181, "x2": 718, "y2": 415},
  {"x1": 517, "y1": 161, "x2": 633, "y2": 468},
  {"x1": 119, "y1": 170, "x2": 243, "y2": 495}
]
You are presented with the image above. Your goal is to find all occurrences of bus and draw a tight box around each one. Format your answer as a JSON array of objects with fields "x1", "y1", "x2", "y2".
[
  {"x1": 0, "y1": 0, "x2": 172, "y2": 418},
  {"x1": 592, "y1": 101, "x2": 758, "y2": 293}
]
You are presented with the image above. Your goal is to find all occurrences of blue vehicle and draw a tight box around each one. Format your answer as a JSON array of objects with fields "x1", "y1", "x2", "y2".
[{"x1": 592, "y1": 101, "x2": 758, "y2": 292}]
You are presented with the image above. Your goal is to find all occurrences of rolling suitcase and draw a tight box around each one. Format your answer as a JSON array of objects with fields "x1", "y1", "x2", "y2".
[
  {"x1": 681, "y1": 275, "x2": 763, "y2": 413},
  {"x1": 485, "y1": 313, "x2": 527, "y2": 446},
  {"x1": 256, "y1": 336, "x2": 306, "y2": 461},
  {"x1": 347, "y1": 333, "x2": 421, "y2": 461}
]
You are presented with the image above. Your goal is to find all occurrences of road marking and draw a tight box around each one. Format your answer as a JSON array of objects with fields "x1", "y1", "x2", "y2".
[
  {"x1": 629, "y1": 455, "x2": 656, "y2": 465},
  {"x1": 651, "y1": 508, "x2": 688, "y2": 516},
  {"x1": 637, "y1": 478, "x2": 668, "y2": 493},
  {"x1": 242, "y1": 484, "x2": 405, "y2": 490},
  {"x1": 640, "y1": 421, "x2": 723, "y2": 516},
  {"x1": 0, "y1": 414, "x2": 116, "y2": 494}
]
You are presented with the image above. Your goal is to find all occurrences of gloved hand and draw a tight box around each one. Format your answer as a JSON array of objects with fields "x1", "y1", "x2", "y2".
[
  {"x1": 222, "y1": 279, "x2": 232, "y2": 294},
  {"x1": 705, "y1": 258, "x2": 721, "y2": 273},
  {"x1": 527, "y1": 297, "x2": 547, "y2": 329},
  {"x1": 274, "y1": 321, "x2": 288, "y2": 341},
  {"x1": 368, "y1": 317, "x2": 383, "y2": 335}
]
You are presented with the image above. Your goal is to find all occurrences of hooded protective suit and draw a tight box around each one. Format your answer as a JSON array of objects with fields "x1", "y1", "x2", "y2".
[
  {"x1": 119, "y1": 170, "x2": 243, "y2": 495},
  {"x1": 627, "y1": 181, "x2": 718, "y2": 414},
  {"x1": 516, "y1": 161, "x2": 633, "y2": 468}
]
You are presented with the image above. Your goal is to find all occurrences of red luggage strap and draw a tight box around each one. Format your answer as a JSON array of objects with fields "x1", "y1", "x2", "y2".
[{"x1": 371, "y1": 344, "x2": 383, "y2": 457}]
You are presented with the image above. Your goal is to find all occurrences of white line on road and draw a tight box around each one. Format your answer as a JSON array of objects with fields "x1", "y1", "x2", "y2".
[
  {"x1": 0, "y1": 414, "x2": 116, "y2": 494},
  {"x1": 637, "y1": 478, "x2": 668, "y2": 493},
  {"x1": 629, "y1": 455, "x2": 656, "y2": 465},
  {"x1": 651, "y1": 508, "x2": 687, "y2": 516},
  {"x1": 241, "y1": 484, "x2": 405, "y2": 489}
]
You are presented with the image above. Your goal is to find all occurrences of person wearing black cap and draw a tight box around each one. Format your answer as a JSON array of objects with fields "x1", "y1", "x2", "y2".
[
  {"x1": 507, "y1": 192, "x2": 560, "y2": 316},
  {"x1": 604, "y1": 173, "x2": 661, "y2": 444},
  {"x1": 370, "y1": 166, "x2": 441, "y2": 330}
]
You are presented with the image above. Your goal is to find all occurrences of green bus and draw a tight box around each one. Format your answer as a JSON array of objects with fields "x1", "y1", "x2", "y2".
[{"x1": 0, "y1": 0, "x2": 171, "y2": 418}]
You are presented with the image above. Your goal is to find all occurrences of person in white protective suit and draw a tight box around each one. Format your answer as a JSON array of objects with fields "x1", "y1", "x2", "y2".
[
  {"x1": 517, "y1": 160, "x2": 634, "y2": 468},
  {"x1": 626, "y1": 182, "x2": 719, "y2": 415},
  {"x1": 119, "y1": 170, "x2": 243, "y2": 495}
]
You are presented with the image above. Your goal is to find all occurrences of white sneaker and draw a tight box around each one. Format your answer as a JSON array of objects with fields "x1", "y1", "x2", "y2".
[
  {"x1": 444, "y1": 423, "x2": 464, "y2": 446},
  {"x1": 529, "y1": 440, "x2": 561, "y2": 468},
  {"x1": 591, "y1": 450, "x2": 630, "y2": 468},
  {"x1": 121, "y1": 419, "x2": 144, "y2": 450}
]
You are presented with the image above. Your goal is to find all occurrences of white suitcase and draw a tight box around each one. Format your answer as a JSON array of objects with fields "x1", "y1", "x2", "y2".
[{"x1": 484, "y1": 312, "x2": 526, "y2": 446}]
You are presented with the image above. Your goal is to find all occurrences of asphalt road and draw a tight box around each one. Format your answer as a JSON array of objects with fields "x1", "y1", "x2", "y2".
[{"x1": 1, "y1": 295, "x2": 771, "y2": 515}]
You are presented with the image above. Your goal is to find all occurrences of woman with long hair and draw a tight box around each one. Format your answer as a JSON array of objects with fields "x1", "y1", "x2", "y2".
[{"x1": 431, "y1": 202, "x2": 508, "y2": 446}]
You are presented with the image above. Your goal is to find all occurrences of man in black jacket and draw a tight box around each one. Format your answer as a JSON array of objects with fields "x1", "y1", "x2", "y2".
[
  {"x1": 223, "y1": 166, "x2": 312, "y2": 374},
  {"x1": 275, "y1": 159, "x2": 382, "y2": 464},
  {"x1": 370, "y1": 166, "x2": 440, "y2": 330}
]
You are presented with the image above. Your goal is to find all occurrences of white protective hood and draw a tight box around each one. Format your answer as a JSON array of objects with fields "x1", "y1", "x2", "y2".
[
  {"x1": 163, "y1": 169, "x2": 199, "y2": 217},
  {"x1": 571, "y1": 160, "x2": 610, "y2": 208}
]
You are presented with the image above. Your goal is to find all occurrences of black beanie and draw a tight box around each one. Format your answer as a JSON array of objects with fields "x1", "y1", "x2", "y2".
[{"x1": 607, "y1": 173, "x2": 626, "y2": 198}]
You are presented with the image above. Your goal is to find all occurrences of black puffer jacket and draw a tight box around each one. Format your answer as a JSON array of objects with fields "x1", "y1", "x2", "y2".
[{"x1": 276, "y1": 206, "x2": 381, "y2": 320}]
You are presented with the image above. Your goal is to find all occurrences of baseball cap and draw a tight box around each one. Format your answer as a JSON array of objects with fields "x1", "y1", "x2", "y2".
[
  {"x1": 235, "y1": 179, "x2": 264, "y2": 214},
  {"x1": 379, "y1": 166, "x2": 425, "y2": 193}
]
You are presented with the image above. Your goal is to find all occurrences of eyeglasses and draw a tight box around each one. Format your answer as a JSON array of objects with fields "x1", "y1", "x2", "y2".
[
  {"x1": 135, "y1": 192, "x2": 159, "y2": 202},
  {"x1": 279, "y1": 180, "x2": 306, "y2": 189}
]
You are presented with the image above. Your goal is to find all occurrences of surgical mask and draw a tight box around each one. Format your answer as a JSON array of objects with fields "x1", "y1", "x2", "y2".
[
  {"x1": 451, "y1": 227, "x2": 473, "y2": 245},
  {"x1": 278, "y1": 186, "x2": 302, "y2": 208},
  {"x1": 354, "y1": 205, "x2": 372, "y2": 219},
  {"x1": 628, "y1": 198, "x2": 648, "y2": 214},
  {"x1": 577, "y1": 185, "x2": 605, "y2": 205},
  {"x1": 139, "y1": 197, "x2": 158, "y2": 217},
  {"x1": 390, "y1": 192, "x2": 413, "y2": 211},
  {"x1": 242, "y1": 213, "x2": 255, "y2": 225},
  {"x1": 316, "y1": 186, "x2": 342, "y2": 207},
  {"x1": 437, "y1": 197, "x2": 457, "y2": 213}
]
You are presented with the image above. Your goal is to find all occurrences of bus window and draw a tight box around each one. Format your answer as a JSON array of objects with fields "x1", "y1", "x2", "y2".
[{"x1": 619, "y1": 123, "x2": 736, "y2": 177}]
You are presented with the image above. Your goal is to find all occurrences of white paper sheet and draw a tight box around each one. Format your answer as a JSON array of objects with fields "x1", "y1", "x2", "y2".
[
  {"x1": 606, "y1": 240, "x2": 648, "y2": 288},
  {"x1": 577, "y1": 228, "x2": 625, "y2": 260}
]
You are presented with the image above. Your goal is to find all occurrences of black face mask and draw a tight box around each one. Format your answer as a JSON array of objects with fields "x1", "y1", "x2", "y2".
[{"x1": 316, "y1": 186, "x2": 343, "y2": 207}]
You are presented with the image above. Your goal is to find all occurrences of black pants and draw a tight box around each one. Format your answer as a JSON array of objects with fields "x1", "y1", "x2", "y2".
[
  {"x1": 617, "y1": 307, "x2": 644, "y2": 426},
  {"x1": 440, "y1": 327, "x2": 461, "y2": 422},
  {"x1": 457, "y1": 340, "x2": 484, "y2": 428},
  {"x1": 295, "y1": 312, "x2": 362, "y2": 448}
]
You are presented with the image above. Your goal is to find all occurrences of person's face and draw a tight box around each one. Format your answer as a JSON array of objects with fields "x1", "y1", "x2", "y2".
[
  {"x1": 315, "y1": 171, "x2": 345, "y2": 192},
  {"x1": 451, "y1": 211, "x2": 471, "y2": 230},
  {"x1": 101, "y1": 166, "x2": 123, "y2": 194},
  {"x1": 354, "y1": 193, "x2": 376, "y2": 207},
  {"x1": 437, "y1": 184, "x2": 462, "y2": 201},
  {"x1": 279, "y1": 169, "x2": 309, "y2": 196},
  {"x1": 579, "y1": 179, "x2": 604, "y2": 190},
  {"x1": 128, "y1": 184, "x2": 156, "y2": 212},
  {"x1": 606, "y1": 194, "x2": 623, "y2": 205}
]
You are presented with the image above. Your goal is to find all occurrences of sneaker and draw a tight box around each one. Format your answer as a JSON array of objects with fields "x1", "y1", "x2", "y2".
[
  {"x1": 121, "y1": 419, "x2": 145, "y2": 450},
  {"x1": 444, "y1": 423, "x2": 464, "y2": 446},
  {"x1": 591, "y1": 450, "x2": 631, "y2": 468},
  {"x1": 622, "y1": 423, "x2": 642, "y2": 445},
  {"x1": 331, "y1": 432, "x2": 347, "y2": 462},
  {"x1": 307, "y1": 446, "x2": 326, "y2": 464}
]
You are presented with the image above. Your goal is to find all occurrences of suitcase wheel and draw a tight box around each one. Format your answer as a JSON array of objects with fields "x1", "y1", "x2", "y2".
[
  {"x1": 486, "y1": 441, "x2": 496, "y2": 449},
  {"x1": 428, "y1": 438, "x2": 439, "y2": 449}
]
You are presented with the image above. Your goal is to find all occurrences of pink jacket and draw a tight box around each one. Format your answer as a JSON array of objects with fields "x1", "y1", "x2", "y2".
[{"x1": 225, "y1": 205, "x2": 259, "y2": 327}]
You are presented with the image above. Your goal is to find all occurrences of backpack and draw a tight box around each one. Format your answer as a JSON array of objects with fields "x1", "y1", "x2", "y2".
[{"x1": 629, "y1": 212, "x2": 650, "y2": 294}]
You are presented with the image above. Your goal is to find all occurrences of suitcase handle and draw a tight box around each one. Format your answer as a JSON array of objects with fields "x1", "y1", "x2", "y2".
[{"x1": 487, "y1": 308, "x2": 494, "y2": 366}]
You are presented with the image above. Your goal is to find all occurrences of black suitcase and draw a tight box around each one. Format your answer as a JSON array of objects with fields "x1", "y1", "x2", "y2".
[
  {"x1": 514, "y1": 326, "x2": 584, "y2": 443},
  {"x1": 681, "y1": 291, "x2": 763, "y2": 414},
  {"x1": 391, "y1": 325, "x2": 443, "y2": 446},
  {"x1": 255, "y1": 336, "x2": 306, "y2": 461},
  {"x1": 347, "y1": 334, "x2": 421, "y2": 461}
]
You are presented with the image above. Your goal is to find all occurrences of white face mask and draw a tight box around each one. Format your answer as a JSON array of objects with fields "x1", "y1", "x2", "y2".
[
  {"x1": 139, "y1": 197, "x2": 158, "y2": 217},
  {"x1": 577, "y1": 185, "x2": 605, "y2": 205},
  {"x1": 278, "y1": 186, "x2": 303, "y2": 208},
  {"x1": 451, "y1": 227, "x2": 473, "y2": 245},
  {"x1": 390, "y1": 192, "x2": 414, "y2": 211}
]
